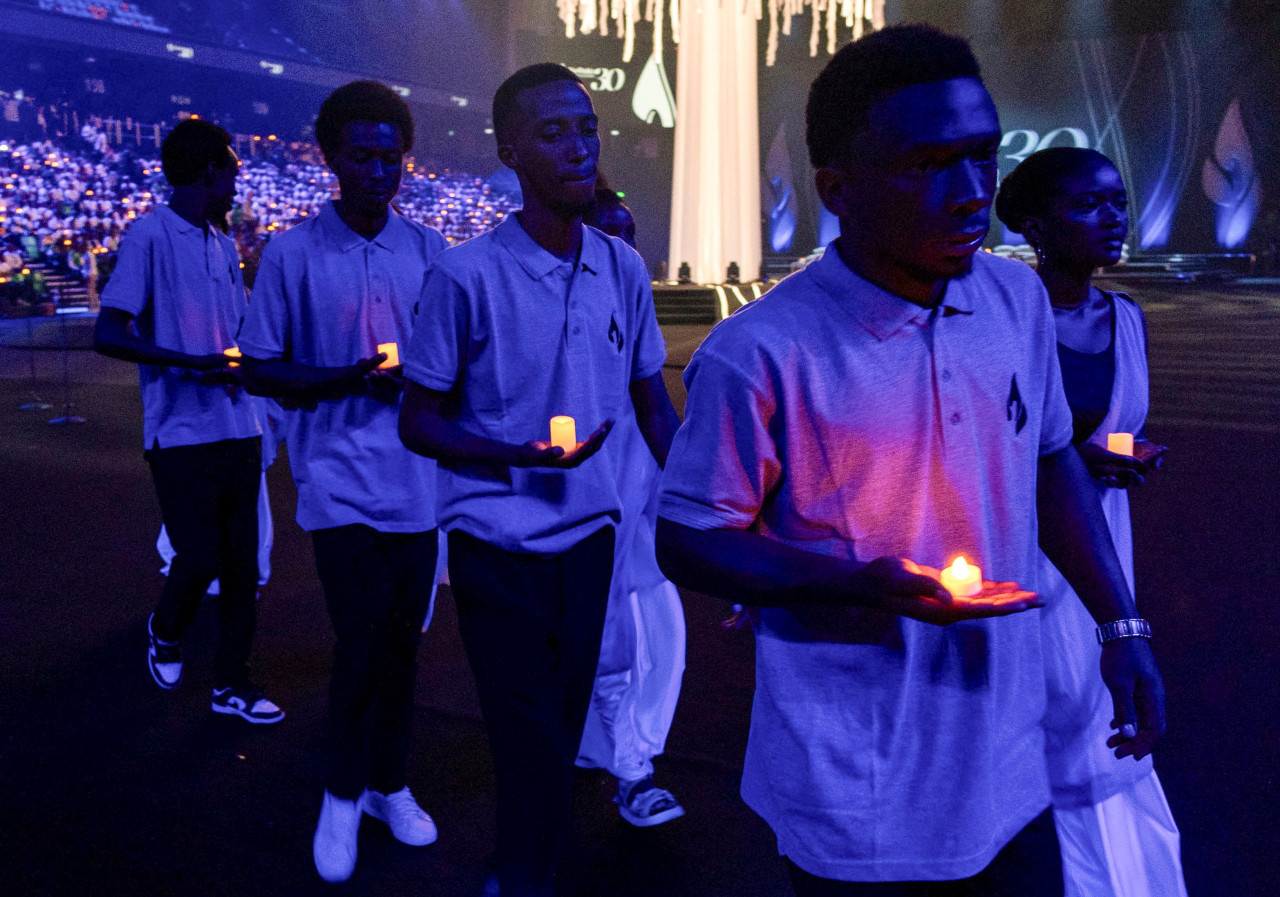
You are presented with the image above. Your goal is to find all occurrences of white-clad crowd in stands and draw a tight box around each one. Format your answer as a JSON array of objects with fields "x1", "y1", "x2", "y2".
[{"x1": 0, "y1": 122, "x2": 519, "y2": 292}]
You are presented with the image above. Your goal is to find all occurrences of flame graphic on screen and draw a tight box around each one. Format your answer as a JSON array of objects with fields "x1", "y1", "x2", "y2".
[{"x1": 1201, "y1": 99, "x2": 1262, "y2": 249}]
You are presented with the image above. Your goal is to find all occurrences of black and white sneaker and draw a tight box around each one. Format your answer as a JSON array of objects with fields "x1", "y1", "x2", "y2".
[
  {"x1": 211, "y1": 686, "x2": 285, "y2": 724},
  {"x1": 615, "y1": 776, "x2": 685, "y2": 827},
  {"x1": 147, "y1": 613, "x2": 183, "y2": 689}
]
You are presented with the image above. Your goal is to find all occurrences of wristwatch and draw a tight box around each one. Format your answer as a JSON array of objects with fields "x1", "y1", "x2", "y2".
[{"x1": 1096, "y1": 617, "x2": 1152, "y2": 645}]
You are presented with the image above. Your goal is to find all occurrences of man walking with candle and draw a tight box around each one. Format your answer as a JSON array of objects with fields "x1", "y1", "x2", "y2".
[
  {"x1": 92, "y1": 118, "x2": 281, "y2": 726},
  {"x1": 398, "y1": 64, "x2": 680, "y2": 897},
  {"x1": 655, "y1": 25, "x2": 1165, "y2": 896},
  {"x1": 236, "y1": 81, "x2": 447, "y2": 884}
]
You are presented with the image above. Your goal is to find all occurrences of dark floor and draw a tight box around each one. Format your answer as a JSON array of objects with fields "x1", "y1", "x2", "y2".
[{"x1": 2, "y1": 284, "x2": 1279, "y2": 896}]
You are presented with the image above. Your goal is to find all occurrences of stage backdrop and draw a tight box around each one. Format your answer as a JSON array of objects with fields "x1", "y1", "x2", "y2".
[
  {"x1": 509, "y1": 6, "x2": 678, "y2": 274},
  {"x1": 760, "y1": 12, "x2": 1278, "y2": 261}
]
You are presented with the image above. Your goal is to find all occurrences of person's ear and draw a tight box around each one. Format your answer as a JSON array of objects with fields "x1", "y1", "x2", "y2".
[
  {"x1": 1020, "y1": 216, "x2": 1045, "y2": 249},
  {"x1": 815, "y1": 165, "x2": 853, "y2": 218},
  {"x1": 496, "y1": 140, "x2": 517, "y2": 171}
]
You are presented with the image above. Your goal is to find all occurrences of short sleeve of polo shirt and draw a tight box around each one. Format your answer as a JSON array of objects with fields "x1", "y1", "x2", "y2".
[
  {"x1": 658, "y1": 346, "x2": 781, "y2": 531},
  {"x1": 1034, "y1": 281, "x2": 1074, "y2": 457},
  {"x1": 99, "y1": 220, "x2": 152, "y2": 316},
  {"x1": 625, "y1": 252, "x2": 666, "y2": 381},
  {"x1": 238, "y1": 242, "x2": 290, "y2": 361},
  {"x1": 403, "y1": 265, "x2": 466, "y2": 393}
]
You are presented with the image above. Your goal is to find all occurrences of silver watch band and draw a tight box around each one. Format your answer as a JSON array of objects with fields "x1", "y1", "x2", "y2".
[{"x1": 1096, "y1": 617, "x2": 1152, "y2": 645}]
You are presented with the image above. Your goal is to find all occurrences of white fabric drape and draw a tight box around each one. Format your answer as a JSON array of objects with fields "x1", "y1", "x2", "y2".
[{"x1": 668, "y1": 2, "x2": 761, "y2": 285}]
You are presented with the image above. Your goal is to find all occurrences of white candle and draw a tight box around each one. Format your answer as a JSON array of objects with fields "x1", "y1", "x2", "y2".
[
  {"x1": 550, "y1": 415, "x2": 576, "y2": 452},
  {"x1": 940, "y1": 556, "x2": 982, "y2": 598},
  {"x1": 377, "y1": 342, "x2": 400, "y2": 369},
  {"x1": 1107, "y1": 432, "x2": 1134, "y2": 456}
]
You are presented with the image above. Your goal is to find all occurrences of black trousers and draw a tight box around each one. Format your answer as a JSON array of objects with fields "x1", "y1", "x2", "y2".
[
  {"x1": 448, "y1": 526, "x2": 615, "y2": 897},
  {"x1": 146, "y1": 436, "x2": 261, "y2": 689},
  {"x1": 788, "y1": 808, "x2": 1064, "y2": 897},
  {"x1": 311, "y1": 524, "x2": 439, "y2": 800}
]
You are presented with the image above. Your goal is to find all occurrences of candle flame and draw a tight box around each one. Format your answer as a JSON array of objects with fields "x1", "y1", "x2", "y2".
[{"x1": 951, "y1": 556, "x2": 970, "y2": 577}]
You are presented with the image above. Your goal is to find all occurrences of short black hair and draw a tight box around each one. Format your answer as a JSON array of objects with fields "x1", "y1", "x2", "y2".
[
  {"x1": 315, "y1": 81, "x2": 414, "y2": 158},
  {"x1": 995, "y1": 147, "x2": 1119, "y2": 235},
  {"x1": 806, "y1": 24, "x2": 982, "y2": 168},
  {"x1": 492, "y1": 63, "x2": 583, "y2": 145},
  {"x1": 160, "y1": 118, "x2": 233, "y2": 187}
]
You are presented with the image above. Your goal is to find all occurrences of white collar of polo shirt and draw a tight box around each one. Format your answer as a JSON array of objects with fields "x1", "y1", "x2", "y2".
[
  {"x1": 156, "y1": 203, "x2": 203, "y2": 236},
  {"x1": 494, "y1": 213, "x2": 607, "y2": 283},
  {"x1": 809, "y1": 243, "x2": 975, "y2": 342},
  {"x1": 317, "y1": 199, "x2": 409, "y2": 255}
]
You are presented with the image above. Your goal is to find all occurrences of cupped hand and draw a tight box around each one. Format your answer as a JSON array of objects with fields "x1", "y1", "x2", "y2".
[
  {"x1": 196, "y1": 364, "x2": 242, "y2": 388},
  {"x1": 512, "y1": 419, "x2": 615, "y2": 469},
  {"x1": 1077, "y1": 441, "x2": 1147, "y2": 489},
  {"x1": 854, "y1": 557, "x2": 1041, "y2": 626},
  {"x1": 1132, "y1": 439, "x2": 1168, "y2": 471},
  {"x1": 365, "y1": 368, "x2": 405, "y2": 404}
]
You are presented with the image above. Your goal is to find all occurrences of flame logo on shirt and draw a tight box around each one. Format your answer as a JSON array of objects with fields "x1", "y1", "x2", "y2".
[
  {"x1": 607, "y1": 314, "x2": 625, "y2": 353},
  {"x1": 1007, "y1": 374, "x2": 1028, "y2": 435}
]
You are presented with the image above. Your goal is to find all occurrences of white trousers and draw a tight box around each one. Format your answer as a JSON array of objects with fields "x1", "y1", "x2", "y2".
[
  {"x1": 576, "y1": 578, "x2": 686, "y2": 782},
  {"x1": 1055, "y1": 769, "x2": 1188, "y2": 897},
  {"x1": 157, "y1": 471, "x2": 272, "y2": 591}
]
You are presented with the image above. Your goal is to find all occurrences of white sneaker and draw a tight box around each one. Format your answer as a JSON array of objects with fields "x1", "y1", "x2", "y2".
[
  {"x1": 313, "y1": 791, "x2": 361, "y2": 883},
  {"x1": 362, "y1": 786, "x2": 438, "y2": 846}
]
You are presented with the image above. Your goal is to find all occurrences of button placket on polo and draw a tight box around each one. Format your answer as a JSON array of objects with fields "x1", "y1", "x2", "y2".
[
  {"x1": 934, "y1": 319, "x2": 963, "y2": 442},
  {"x1": 366, "y1": 244, "x2": 394, "y2": 345}
]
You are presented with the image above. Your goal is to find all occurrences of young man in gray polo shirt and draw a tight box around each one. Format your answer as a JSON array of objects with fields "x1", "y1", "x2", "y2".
[
  {"x1": 94, "y1": 118, "x2": 282, "y2": 726},
  {"x1": 399, "y1": 64, "x2": 680, "y2": 897},
  {"x1": 237, "y1": 81, "x2": 446, "y2": 884},
  {"x1": 656, "y1": 26, "x2": 1165, "y2": 896}
]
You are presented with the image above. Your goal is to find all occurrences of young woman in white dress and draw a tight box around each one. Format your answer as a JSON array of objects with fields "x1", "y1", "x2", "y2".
[{"x1": 997, "y1": 147, "x2": 1187, "y2": 897}]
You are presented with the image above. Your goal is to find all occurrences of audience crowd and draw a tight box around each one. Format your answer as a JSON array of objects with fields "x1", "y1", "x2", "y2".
[{"x1": 0, "y1": 119, "x2": 519, "y2": 311}]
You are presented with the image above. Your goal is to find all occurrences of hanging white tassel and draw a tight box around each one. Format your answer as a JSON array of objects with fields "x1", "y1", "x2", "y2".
[{"x1": 557, "y1": 0, "x2": 882, "y2": 64}]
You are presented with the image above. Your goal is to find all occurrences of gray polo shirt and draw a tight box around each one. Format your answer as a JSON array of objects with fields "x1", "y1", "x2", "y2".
[
  {"x1": 404, "y1": 214, "x2": 666, "y2": 555},
  {"x1": 659, "y1": 246, "x2": 1074, "y2": 881},
  {"x1": 238, "y1": 202, "x2": 446, "y2": 533},
  {"x1": 101, "y1": 204, "x2": 260, "y2": 449}
]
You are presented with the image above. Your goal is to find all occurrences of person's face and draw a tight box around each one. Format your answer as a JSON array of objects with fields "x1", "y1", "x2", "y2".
[
  {"x1": 816, "y1": 77, "x2": 1001, "y2": 303},
  {"x1": 592, "y1": 202, "x2": 636, "y2": 248},
  {"x1": 499, "y1": 80, "x2": 599, "y2": 217},
  {"x1": 205, "y1": 148, "x2": 239, "y2": 220},
  {"x1": 327, "y1": 120, "x2": 405, "y2": 216},
  {"x1": 1030, "y1": 160, "x2": 1128, "y2": 270}
]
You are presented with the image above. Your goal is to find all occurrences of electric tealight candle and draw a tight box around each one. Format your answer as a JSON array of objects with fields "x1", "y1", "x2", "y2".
[
  {"x1": 1106, "y1": 432, "x2": 1134, "y2": 456},
  {"x1": 223, "y1": 346, "x2": 241, "y2": 367},
  {"x1": 940, "y1": 556, "x2": 982, "y2": 598},
  {"x1": 550, "y1": 415, "x2": 577, "y2": 452},
  {"x1": 377, "y1": 342, "x2": 399, "y2": 369}
]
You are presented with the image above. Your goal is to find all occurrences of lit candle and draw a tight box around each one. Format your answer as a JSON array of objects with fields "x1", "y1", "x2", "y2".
[
  {"x1": 550, "y1": 415, "x2": 576, "y2": 452},
  {"x1": 1106, "y1": 432, "x2": 1134, "y2": 456},
  {"x1": 223, "y1": 346, "x2": 241, "y2": 368},
  {"x1": 940, "y1": 556, "x2": 982, "y2": 598},
  {"x1": 377, "y1": 342, "x2": 399, "y2": 369}
]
